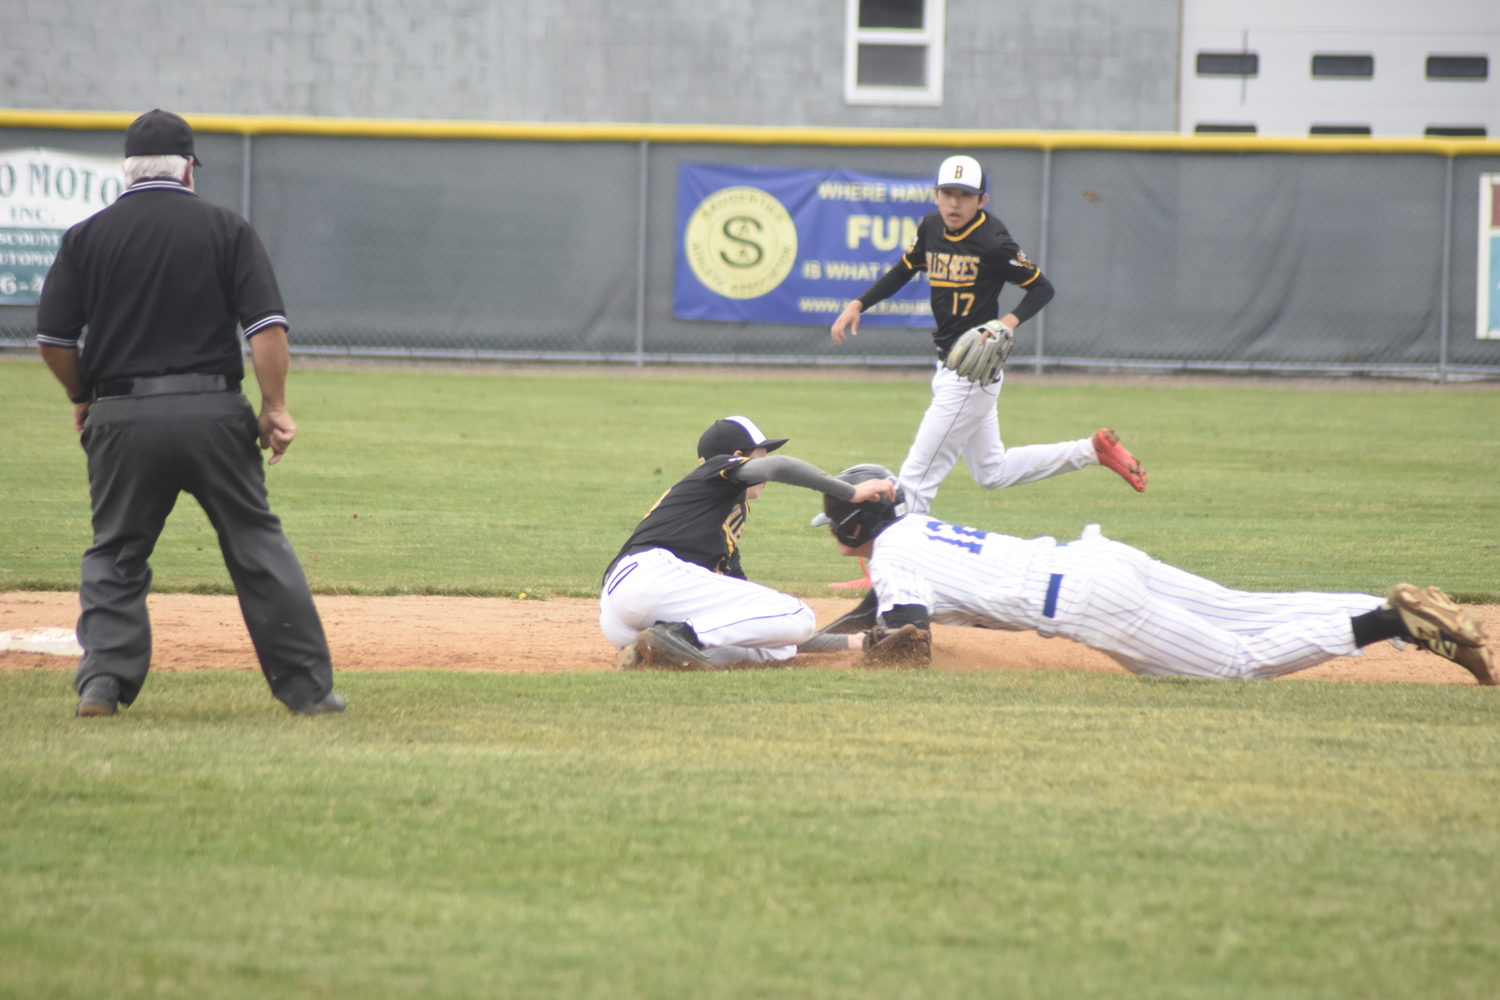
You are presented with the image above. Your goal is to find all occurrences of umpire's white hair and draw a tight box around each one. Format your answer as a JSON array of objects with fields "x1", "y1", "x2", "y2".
[{"x1": 123, "y1": 154, "x2": 192, "y2": 185}]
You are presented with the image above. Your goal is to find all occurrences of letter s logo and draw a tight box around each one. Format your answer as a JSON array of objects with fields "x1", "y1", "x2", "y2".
[
  {"x1": 684, "y1": 186, "x2": 799, "y2": 300},
  {"x1": 718, "y1": 216, "x2": 764, "y2": 268}
]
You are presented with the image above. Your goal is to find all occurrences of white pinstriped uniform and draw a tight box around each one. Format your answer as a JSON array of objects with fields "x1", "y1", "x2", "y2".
[
  {"x1": 867, "y1": 516, "x2": 1385, "y2": 679},
  {"x1": 899, "y1": 365, "x2": 1097, "y2": 515},
  {"x1": 599, "y1": 548, "x2": 815, "y2": 666}
]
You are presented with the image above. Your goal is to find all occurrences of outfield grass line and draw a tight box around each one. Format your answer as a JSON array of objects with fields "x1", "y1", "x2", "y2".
[{"x1": 9, "y1": 350, "x2": 1500, "y2": 389}]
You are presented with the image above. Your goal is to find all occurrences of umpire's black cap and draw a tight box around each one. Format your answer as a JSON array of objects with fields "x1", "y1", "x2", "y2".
[
  {"x1": 125, "y1": 109, "x2": 201, "y2": 165},
  {"x1": 697, "y1": 416, "x2": 788, "y2": 460}
]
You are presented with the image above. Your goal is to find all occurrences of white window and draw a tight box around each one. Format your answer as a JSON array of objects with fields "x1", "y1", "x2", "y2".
[{"x1": 844, "y1": 0, "x2": 946, "y2": 106}]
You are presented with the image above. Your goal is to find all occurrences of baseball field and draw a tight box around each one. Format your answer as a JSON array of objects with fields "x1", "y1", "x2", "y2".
[{"x1": 2, "y1": 357, "x2": 1498, "y2": 998}]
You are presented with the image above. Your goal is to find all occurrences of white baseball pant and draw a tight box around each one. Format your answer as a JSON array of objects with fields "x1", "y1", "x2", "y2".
[
  {"x1": 898, "y1": 363, "x2": 1096, "y2": 514},
  {"x1": 1045, "y1": 536, "x2": 1385, "y2": 679},
  {"x1": 599, "y1": 547, "x2": 816, "y2": 666}
]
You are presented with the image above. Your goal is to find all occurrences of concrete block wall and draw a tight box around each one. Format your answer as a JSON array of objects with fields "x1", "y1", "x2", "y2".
[{"x1": 3, "y1": 1, "x2": 1180, "y2": 130}]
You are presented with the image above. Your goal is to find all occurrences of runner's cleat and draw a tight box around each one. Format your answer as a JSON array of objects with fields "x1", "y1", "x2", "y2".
[{"x1": 1388, "y1": 583, "x2": 1494, "y2": 685}]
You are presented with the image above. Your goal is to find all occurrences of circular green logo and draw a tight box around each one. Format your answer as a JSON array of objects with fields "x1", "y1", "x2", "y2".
[{"x1": 684, "y1": 186, "x2": 798, "y2": 300}]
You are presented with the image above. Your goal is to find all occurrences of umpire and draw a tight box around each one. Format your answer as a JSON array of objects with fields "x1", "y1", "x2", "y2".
[{"x1": 36, "y1": 109, "x2": 344, "y2": 718}]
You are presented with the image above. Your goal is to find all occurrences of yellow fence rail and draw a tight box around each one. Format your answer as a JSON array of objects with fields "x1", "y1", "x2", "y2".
[{"x1": 4, "y1": 108, "x2": 1499, "y2": 156}]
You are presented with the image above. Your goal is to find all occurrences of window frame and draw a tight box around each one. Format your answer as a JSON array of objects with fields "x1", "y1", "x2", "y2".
[{"x1": 844, "y1": 0, "x2": 947, "y2": 107}]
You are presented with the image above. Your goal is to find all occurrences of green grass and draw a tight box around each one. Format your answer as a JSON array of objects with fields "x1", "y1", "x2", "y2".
[
  {"x1": 5, "y1": 361, "x2": 1500, "y2": 996},
  {"x1": 2, "y1": 669, "x2": 1498, "y2": 999},
  {"x1": 3, "y1": 359, "x2": 1497, "y2": 600}
]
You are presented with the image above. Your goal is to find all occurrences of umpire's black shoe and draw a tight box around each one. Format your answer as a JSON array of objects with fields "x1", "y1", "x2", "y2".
[
  {"x1": 634, "y1": 622, "x2": 718, "y2": 671},
  {"x1": 289, "y1": 691, "x2": 348, "y2": 715},
  {"x1": 75, "y1": 675, "x2": 122, "y2": 717}
]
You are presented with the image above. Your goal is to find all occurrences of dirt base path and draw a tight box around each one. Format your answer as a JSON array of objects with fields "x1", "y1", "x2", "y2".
[{"x1": 3, "y1": 591, "x2": 1493, "y2": 686}]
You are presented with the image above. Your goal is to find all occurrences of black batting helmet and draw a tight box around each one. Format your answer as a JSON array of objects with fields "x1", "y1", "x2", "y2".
[{"x1": 814, "y1": 464, "x2": 908, "y2": 547}]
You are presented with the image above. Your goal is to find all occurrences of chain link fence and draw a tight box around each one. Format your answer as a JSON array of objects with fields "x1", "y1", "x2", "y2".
[{"x1": 4, "y1": 122, "x2": 1499, "y2": 377}]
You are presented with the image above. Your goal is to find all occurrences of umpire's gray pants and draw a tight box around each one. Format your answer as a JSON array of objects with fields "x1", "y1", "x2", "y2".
[{"x1": 76, "y1": 391, "x2": 334, "y2": 710}]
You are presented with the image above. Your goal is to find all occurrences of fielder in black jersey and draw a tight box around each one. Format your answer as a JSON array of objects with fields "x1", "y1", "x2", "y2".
[
  {"x1": 599, "y1": 416, "x2": 894, "y2": 670},
  {"x1": 606, "y1": 452, "x2": 759, "y2": 581},
  {"x1": 830, "y1": 154, "x2": 1147, "y2": 515},
  {"x1": 858, "y1": 196, "x2": 1052, "y2": 359}
]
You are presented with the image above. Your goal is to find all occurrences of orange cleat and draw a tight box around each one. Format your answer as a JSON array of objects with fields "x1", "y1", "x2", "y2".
[
  {"x1": 1092, "y1": 428, "x2": 1147, "y2": 492},
  {"x1": 828, "y1": 558, "x2": 873, "y2": 590}
]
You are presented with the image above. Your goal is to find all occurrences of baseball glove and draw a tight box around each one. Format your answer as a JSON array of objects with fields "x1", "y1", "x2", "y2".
[
  {"x1": 944, "y1": 321, "x2": 1014, "y2": 384},
  {"x1": 862, "y1": 623, "x2": 931, "y2": 668}
]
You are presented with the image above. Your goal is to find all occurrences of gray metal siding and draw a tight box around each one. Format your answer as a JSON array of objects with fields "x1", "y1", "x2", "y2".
[{"x1": 4, "y1": 1, "x2": 1180, "y2": 130}]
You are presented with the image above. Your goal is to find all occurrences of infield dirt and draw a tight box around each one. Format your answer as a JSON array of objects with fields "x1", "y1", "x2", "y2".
[{"x1": 2, "y1": 591, "x2": 1493, "y2": 686}]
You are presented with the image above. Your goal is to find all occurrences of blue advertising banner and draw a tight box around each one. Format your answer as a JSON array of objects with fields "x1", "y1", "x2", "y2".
[{"x1": 674, "y1": 163, "x2": 935, "y2": 326}]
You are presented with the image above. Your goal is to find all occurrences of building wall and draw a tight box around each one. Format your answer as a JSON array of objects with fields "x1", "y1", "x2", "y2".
[
  {"x1": 3, "y1": 1, "x2": 1180, "y2": 130},
  {"x1": 1181, "y1": 0, "x2": 1500, "y2": 136}
]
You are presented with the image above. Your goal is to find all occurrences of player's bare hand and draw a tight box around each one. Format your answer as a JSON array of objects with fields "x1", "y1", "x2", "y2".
[
  {"x1": 72, "y1": 401, "x2": 90, "y2": 434},
  {"x1": 979, "y1": 315, "x2": 1019, "y2": 343},
  {"x1": 831, "y1": 300, "x2": 863, "y2": 345},
  {"x1": 258, "y1": 407, "x2": 297, "y2": 465},
  {"x1": 850, "y1": 478, "x2": 896, "y2": 503}
]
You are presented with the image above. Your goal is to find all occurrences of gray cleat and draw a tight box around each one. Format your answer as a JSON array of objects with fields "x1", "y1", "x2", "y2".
[
  {"x1": 822, "y1": 589, "x2": 878, "y2": 634},
  {"x1": 631, "y1": 622, "x2": 717, "y2": 671},
  {"x1": 290, "y1": 691, "x2": 348, "y2": 715}
]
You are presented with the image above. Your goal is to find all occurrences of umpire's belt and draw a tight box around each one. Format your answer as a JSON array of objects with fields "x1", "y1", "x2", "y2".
[{"x1": 94, "y1": 373, "x2": 240, "y2": 399}]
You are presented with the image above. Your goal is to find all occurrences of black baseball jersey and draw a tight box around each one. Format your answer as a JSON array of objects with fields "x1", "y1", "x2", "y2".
[
  {"x1": 857, "y1": 209, "x2": 1053, "y2": 358},
  {"x1": 35, "y1": 179, "x2": 288, "y2": 389},
  {"x1": 606, "y1": 455, "x2": 752, "y2": 581}
]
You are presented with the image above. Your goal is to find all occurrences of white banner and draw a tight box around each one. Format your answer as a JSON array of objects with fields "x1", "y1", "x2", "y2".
[
  {"x1": 1481, "y1": 174, "x2": 1500, "y2": 340},
  {"x1": 0, "y1": 148, "x2": 127, "y2": 305}
]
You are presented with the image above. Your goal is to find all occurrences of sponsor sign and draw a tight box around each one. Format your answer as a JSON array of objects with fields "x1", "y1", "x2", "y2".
[
  {"x1": 674, "y1": 162, "x2": 934, "y2": 325},
  {"x1": 1481, "y1": 174, "x2": 1500, "y2": 340},
  {"x1": 0, "y1": 148, "x2": 127, "y2": 305}
]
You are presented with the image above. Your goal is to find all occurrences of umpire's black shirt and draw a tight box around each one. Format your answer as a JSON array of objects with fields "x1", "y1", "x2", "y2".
[{"x1": 36, "y1": 179, "x2": 288, "y2": 390}]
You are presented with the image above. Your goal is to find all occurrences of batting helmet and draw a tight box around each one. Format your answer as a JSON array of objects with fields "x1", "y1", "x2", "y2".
[{"x1": 814, "y1": 464, "x2": 908, "y2": 547}]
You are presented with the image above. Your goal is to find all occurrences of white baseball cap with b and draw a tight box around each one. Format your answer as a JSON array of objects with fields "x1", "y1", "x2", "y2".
[{"x1": 935, "y1": 154, "x2": 986, "y2": 194}]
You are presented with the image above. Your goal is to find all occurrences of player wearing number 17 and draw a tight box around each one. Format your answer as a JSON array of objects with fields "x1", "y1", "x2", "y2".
[{"x1": 830, "y1": 155, "x2": 1145, "y2": 515}]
